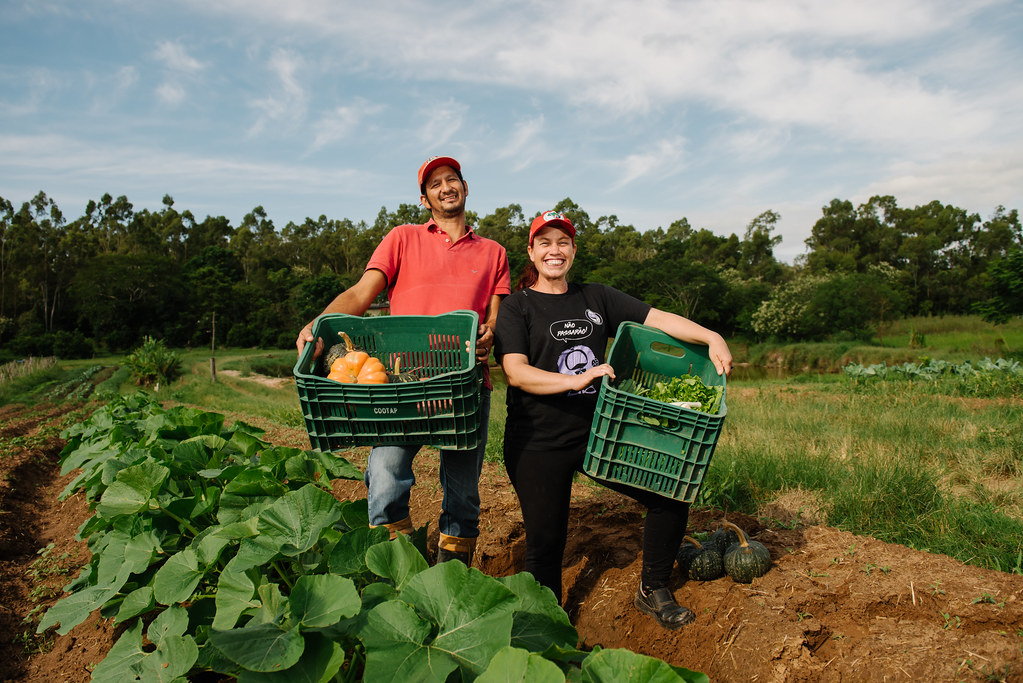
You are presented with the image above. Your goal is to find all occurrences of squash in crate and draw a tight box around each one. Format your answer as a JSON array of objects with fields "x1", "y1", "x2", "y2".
[
  {"x1": 326, "y1": 332, "x2": 388, "y2": 384},
  {"x1": 387, "y1": 355, "x2": 421, "y2": 383}
]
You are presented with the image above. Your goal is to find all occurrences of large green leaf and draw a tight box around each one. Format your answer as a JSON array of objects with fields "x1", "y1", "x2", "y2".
[
  {"x1": 123, "y1": 530, "x2": 162, "y2": 573},
  {"x1": 231, "y1": 485, "x2": 341, "y2": 570},
  {"x1": 153, "y1": 548, "x2": 204, "y2": 605},
  {"x1": 360, "y1": 599, "x2": 458, "y2": 683},
  {"x1": 96, "y1": 461, "x2": 169, "y2": 518},
  {"x1": 284, "y1": 452, "x2": 329, "y2": 485},
  {"x1": 338, "y1": 498, "x2": 369, "y2": 529},
  {"x1": 191, "y1": 524, "x2": 239, "y2": 567},
  {"x1": 236, "y1": 632, "x2": 345, "y2": 683},
  {"x1": 213, "y1": 567, "x2": 260, "y2": 630},
  {"x1": 476, "y1": 645, "x2": 566, "y2": 683},
  {"x1": 209, "y1": 622, "x2": 305, "y2": 673},
  {"x1": 229, "y1": 429, "x2": 269, "y2": 459},
  {"x1": 89, "y1": 620, "x2": 147, "y2": 682},
  {"x1": 359, "y1": 561, "x2": 518, "y2": 680},
  {"x1": 309, "y1": 450, "x2": 363, "y2": 480},
  {"x1": 114, "y1": 586, "x2": 154, "y2": 625},
  {"x1": 59, "y1": 436, "x2": 117, "y2": 478},
  {"x1": 171, "y1": 438, "x2": 216, "y2": 473},
  {"x1": 498, "y1": 572, "x2": 578, "y2": 652},
  {"x1": 218, "y1": 470, "x2": 290, "y2": 524},
  {"x1": 581, "y1": 648, "x2": 709, "y2": 683},
  {"x1": 365, "y1": 533, "x2": 428, "y2": 590},
  {"x1": 88, "y1": 608, "x2": 199, "y2": 682},
  {"x1": 39, "y1": 561, "x2": 135, "y2": 635},
  {"x1": 399, "y1": 562, "x2": 517, "y2": 677},
  {"x1": 329, "y1": 525, "x2": 389, "y2": 575},
  {"x1": 289, "y1": 574, "x2": 361, "y2": 628},
  {"x1": 251, "y1": 583, "x2": 289, "y2": 626}
]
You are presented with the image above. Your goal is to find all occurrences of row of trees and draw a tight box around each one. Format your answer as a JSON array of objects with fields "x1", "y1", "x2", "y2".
[{"x1": 1, "y1": 191, "x2": 1020, "y2": 359}]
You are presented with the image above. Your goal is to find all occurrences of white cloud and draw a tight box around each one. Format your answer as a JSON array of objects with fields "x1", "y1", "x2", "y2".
[
  {"x1": 0, "y1": 132, "x2": 373, "y2": 218},
  {"x1": 309, "y1": 99, "x2": 385, "y2": 153},
  {"x1": 153, "y1": 41, "x2": 204, "y2": 73},
  {"x1": 155, "y1": 82, "x2": 186, "y2": 106},
  {"x1": 248, "y1": 49, "x2": 308, "y2": 137},
  {"x1": 612, "y1": 137, "x2": 687, "y2": 189},
  {"x1": 495, "y1": 116, "x2": 546, "y2": 171},
  {"x1": 114, "y1": 65, "x2": 138, "y2": 90},
  {"x1": 416, "y1": 99, "x2": 468, "y2": 149},
  {"x1": 860, "y1": 150, "x2": 1023, "y2": 214}
]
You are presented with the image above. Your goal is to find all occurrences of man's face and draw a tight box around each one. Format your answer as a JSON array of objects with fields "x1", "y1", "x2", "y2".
[{"x1": 420, "y1": 165, "x2": 466, "y2": 219}]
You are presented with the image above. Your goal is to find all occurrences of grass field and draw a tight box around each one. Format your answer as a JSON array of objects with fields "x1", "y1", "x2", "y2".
[{"x1": 3, "y1": 314, "x2": 1021, "y2": 574}]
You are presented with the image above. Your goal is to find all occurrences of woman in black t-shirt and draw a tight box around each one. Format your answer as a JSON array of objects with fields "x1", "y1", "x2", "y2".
[{"x1": 494, "y1": 210, "x2": 733, "y2": 630}]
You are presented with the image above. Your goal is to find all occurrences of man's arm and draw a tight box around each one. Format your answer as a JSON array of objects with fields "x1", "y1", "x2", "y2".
[
  {"x1": 473, "y1": 293, "x2": 503, "y2": 363},
  {"x1": 296, "y1": 269, "x2": 388, "y2": 358}
]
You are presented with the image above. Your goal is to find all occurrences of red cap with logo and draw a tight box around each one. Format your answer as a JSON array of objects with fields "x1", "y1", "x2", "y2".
[
  {"x1": 417, "y1": 156, "x2": 462, "y2": 193},
  {"x1": 529, "y1": 210, "x2": 576, "y2": 244}
]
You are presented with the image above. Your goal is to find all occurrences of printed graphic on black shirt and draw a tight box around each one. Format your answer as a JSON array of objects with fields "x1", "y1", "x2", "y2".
[
  {"x1": 557, "y1": 345, "x2": 600, "y2": 395},
  {"x1": 549, "y1": 319, "x2": 593, "y2": 342}
]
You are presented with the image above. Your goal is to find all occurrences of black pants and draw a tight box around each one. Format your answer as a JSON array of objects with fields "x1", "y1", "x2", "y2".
[{"x1": 505, "y1": 444, "x2": 690, "y2": 604}]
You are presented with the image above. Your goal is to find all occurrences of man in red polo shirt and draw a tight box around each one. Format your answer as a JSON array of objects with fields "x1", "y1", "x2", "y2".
[{"x1": 296, "y1": 156, "x2": 511, "y2": 566}]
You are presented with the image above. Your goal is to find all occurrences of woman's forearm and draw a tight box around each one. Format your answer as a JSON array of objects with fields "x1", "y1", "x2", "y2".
[{"x1": 501, "y1": 353, "x2": 614, "y2": 395}]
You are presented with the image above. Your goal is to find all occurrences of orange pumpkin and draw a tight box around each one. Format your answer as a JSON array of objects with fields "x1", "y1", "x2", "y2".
[{"x1": 326, "y1": 332, "x2": 389, "y2": 384}]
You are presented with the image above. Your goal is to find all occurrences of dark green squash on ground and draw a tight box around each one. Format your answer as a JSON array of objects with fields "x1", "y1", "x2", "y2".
[
  {"x1": 677, "y1": 535, "x2": 724, "y2": 581},
  {"x1": 721, "y1": 520, "x2": 772, "y2": 584},
  {"x1": 710, "y1": 523, "x2": 741, "y2": 555}
]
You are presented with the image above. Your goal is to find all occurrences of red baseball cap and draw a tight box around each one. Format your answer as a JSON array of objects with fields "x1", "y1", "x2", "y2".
[
  {"x1": 417, "y1": 156, "x2": 462, "y2": 192},
  {"x1": 529, "y1": 210, "x2": 576, "y2": 244}
]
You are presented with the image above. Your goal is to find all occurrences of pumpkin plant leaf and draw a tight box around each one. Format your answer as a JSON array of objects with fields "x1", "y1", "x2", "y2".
[
  {"x1": 476, "y1": 645, "x2": 566, "y2": 683},
  {"x1": 360, "y1": 599, "x2": 458, "y2": 683},
  {"x1": 497, "y1": 572, "x2": 578, "y2": 651},
  {"x1": 213, "y1": 567, "x2": 260, "y2": 631},
  {"x1": 365, "y1": 532, "x2": 428, "y2": 590},
  {"x1": 153, "y1": 548, "x2": 204, "y2": 605},
  {"x1": 289, "y1": 574, "x2": 361, "y2": 628},
  {"x1": 235, "y1": 632, "x2": 344, "y2": 683},
  {"x1": 397, "y1": 562, "x2": 517, "y2": 678},
  {"x1": 114, "y1": 586, "x2": 154, "y2": 625},
  {"x1": 209, "y1": 622, "x2": 305, "y2": 673},
  {"x1": 581, "y1": 648, "x2": 709, "y2": 683},
  {"x1": 96, "y1": 461, "x2": 169, "y2": 518}
]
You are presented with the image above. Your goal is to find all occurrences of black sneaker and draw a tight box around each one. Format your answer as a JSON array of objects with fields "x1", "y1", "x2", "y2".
[{"x1": 633, "y1": 584, "x2": 695, "y2": 630}]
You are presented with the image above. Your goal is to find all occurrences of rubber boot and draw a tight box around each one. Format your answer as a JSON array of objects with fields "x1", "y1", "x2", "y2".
[
  {"x1": 436, "y1": 533, "x2": 476, "y2": 567},
  {"x1": 371, "y1": 516, "x2": 413, "y2": 540}
]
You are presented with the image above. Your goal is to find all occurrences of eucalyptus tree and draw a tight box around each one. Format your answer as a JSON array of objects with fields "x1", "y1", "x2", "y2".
[
  {"x1": 894, "y1": 200, "x2": 979, "y2": 315},
  {"x1": 0, "y1": 196, "x2": 13, "y2": 318}
]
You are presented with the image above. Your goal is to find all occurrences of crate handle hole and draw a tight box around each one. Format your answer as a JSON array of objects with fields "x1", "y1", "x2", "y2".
[{"x1": 649, "y1": 341, "x2": 689, "y2": 359}]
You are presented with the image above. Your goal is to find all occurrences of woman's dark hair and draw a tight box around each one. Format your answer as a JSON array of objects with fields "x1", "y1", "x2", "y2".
[{"x1": 516, "y1": 262, "x2": 538, "y2": 291}]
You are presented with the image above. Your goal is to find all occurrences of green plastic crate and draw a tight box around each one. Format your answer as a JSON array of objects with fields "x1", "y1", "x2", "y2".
[
  {"x1": 294, "y1": 311, "x2": 484, "y2": 451},
  {"x1": 583, "y1": 322, "x2": 727, "y2": 502}
]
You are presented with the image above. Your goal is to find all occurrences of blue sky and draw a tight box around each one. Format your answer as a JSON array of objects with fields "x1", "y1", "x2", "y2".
[{"x1": 2, "y1": 0, "x2": 1021, "y2": 263}]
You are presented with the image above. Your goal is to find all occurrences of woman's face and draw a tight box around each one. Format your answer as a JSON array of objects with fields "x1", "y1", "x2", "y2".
[{"x1": 528, "y1": 225, "x2": 576, "y2": 281}]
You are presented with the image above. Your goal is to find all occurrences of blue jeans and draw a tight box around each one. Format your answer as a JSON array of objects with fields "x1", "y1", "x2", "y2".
[{"x1": 365, "y1": 388, "x2": 490, "y2": 538}]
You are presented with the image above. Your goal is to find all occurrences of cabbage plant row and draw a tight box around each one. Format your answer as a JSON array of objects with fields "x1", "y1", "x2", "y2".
[
  {"x1": 842, "y1": 357, "x2": 1023, "y2": 397},
  {"x1": 39, "y1": 393, "x2": 707, "y2": 682}
]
